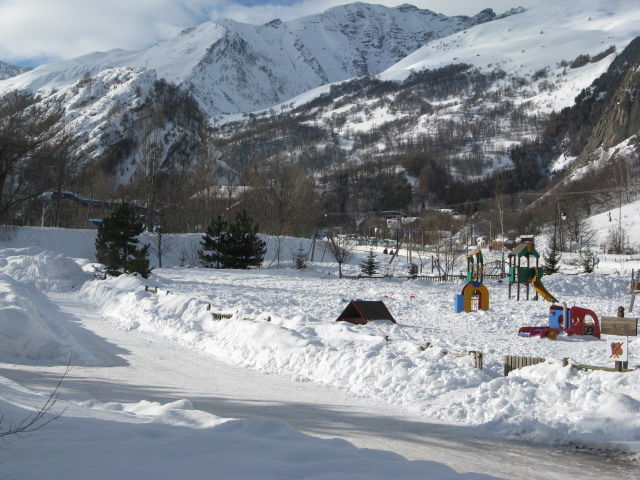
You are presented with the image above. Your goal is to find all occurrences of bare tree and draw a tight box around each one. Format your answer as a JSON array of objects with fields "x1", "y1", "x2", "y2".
[
  {"x1": 1, "y1": 362, "x2": 69, "y2": 440},
  {"x1": 566, "y1": 214, "x2": 597, "y2": 249},
  {"x1": 494, "y1": 190, "x2": 507, "y2": 276},
  {"x1": 435, "y1": 233, "x2": 464, "y2": 279},
  {"x1": 0, "y1": 91, "x2": 63, "y2": 223},
  {"x1": 607, "y1": 225, "x2": 627, "y2": 254},
  {"x1": 148, "y1": 226, "x2": 175, "y2": 268},
  {"x1": 186, "y1": 130, "x2": 224, "y2": 230},
  {"x1": 324, "y1": 232, "x2": 356, "y2": 278},
  {"x1": 138, "y1": 110, "x2": 163, "y2": 229},
  {"x1": 243, "y1": 157, "x2": 320, "y2": 238},
  {"x1": 49, "y1": 127, "x2": 80, "y2": 227}
]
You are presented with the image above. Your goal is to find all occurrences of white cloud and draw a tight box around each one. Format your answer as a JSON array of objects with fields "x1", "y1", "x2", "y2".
[
  {"x1": 0, "y1": 0, "x2": 221, "y2": 62},
  {"x1": 0, "y1": 0, "x2": 540, "y2": 64}
]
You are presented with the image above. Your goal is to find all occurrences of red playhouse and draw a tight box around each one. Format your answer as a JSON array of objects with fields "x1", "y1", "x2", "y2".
[{"x1": 518, "y1": 304, "x2": 600, "y2": 340}]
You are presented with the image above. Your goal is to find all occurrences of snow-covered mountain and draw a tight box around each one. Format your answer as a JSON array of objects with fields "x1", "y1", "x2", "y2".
[
  {"x1": 380, "y1": 0, "x2": 640, "y2": 113},
  {"x1": 0, "y1": 60, "x2": 30, "y2": 80},
  {"x1": 0, "y1": 0, "x2": 638, "y2": 207},
  {"x1": 207, "y1": 0, "x2": 639, "y2": 213},
  {"x1": 0, "y1": 3, "x2": 514, "y2": 115}
]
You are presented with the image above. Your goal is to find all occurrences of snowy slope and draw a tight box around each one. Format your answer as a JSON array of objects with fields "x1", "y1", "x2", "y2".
[
  {"x1": 0, "y1": 3, "x2": 511, "y2": 115},
  {"x1": 0, "y1": 60, "x2": 29, "y2": 80},
  {"x1": 209, "y1": 0, "x2": 640, "y2": 190},
  {"x1": 380, "y1": 0, "x2": 640, "y2": 113},
  {"x1": 588, "y1": 197, "x2": 640, "y2": 250}
]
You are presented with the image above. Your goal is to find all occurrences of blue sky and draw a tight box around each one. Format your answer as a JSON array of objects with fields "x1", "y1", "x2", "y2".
[{"x1": 0, "y1": 0, "x2": 539, "y2": 66}]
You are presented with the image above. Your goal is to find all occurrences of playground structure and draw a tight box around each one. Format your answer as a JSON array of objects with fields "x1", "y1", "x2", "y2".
[
  {"x1": 518, "y1": 305, "x2": 601, "y2": 340},
  {"x1": 508, "y1": 242, "x2": 601, "y2": 340},
  {"x1": 454, "y1": 250, "x2": 490, "y2": 313},
  {"x1": 508, "y1": 243, "x2": 556, "y2": 302}
]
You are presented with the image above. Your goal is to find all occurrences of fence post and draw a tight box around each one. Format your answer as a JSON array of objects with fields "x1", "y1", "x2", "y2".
[
  {"x1": 469, "y1": 351, "x2": 483, "y2": 370},
  {"x1": 615, "y1": 306, "x2": 629, "y2": 371}
]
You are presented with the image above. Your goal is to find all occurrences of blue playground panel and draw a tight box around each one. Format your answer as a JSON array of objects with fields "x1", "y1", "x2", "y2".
[{"x1": 454, "y1": 294, "x2": 465, "y2": 313}]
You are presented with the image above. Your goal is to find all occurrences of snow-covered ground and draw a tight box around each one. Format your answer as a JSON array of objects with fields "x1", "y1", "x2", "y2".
[
  {"x1": 0, "y1": 227, "x2": 639, "y2": 478},
  {"x1": 3, "y1": 376, "x2": 503, "y2": 480}
]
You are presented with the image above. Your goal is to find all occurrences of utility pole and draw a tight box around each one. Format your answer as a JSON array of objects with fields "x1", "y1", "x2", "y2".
[{"x1": 615, "y1": 160, "x2": 626, "y2": 253}]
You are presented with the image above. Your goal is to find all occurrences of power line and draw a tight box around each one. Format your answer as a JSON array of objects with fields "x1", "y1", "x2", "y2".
[{"x1": 432, "y1": 183, "x2": 639, "y2": 211}]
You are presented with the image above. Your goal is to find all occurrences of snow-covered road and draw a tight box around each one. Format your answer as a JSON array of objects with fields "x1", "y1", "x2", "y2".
[{"x1": 1, "y1": 291, "x2": 636, "y2": 480}]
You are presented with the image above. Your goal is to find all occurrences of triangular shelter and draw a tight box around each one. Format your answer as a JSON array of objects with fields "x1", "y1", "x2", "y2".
[{"x1": 336, "y1": 300, "x2": 396, "y2": 325}]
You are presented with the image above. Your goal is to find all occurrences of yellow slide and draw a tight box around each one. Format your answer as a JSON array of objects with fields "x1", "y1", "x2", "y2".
[{"x1": 530, "y1": 275, "x2": 557, "y2": 302}]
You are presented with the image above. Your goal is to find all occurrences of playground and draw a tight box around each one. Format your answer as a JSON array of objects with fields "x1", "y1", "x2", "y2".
[{"x1": 1, "y1": 226, "x2": 639, "y2": 457}]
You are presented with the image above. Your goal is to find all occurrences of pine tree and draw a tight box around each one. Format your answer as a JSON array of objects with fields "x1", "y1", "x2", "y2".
[
  {"x1": 360, "y1": 249, "x2": 379, "y2": 277},
  {"x1": 543, "y1": 243, "x2": 562, "y2": 275},
  {"x1": 408, "y1": 263, "x2": 419, "y2": 279},
  {"x1": 580, "y1": 248, "x2": 594, "y2": 273},
  {"x1": 229, "y1": 210, "x2": 266, "y2": 269},
  {"x1": 199, "y1": 216, "x2": 228, "y2": 268},
  {"x1": 292, "y1": 245, "x2": 308, "y2": 270},
  {"x1": 221, "y1": 210, "x2": 266, "y2": 269},
  {"x1": 95, "y1": 203, "x2": 151, "y2": 278},
  {"x1": 199, "y1": 212, "x2": 265, "y2": 269}
]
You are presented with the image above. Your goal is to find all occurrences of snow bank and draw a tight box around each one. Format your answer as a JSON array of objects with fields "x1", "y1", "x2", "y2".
[
  {"x1": 0, "y1": 273, "x2": 103, "y2": 365},
  {"x1": 0, "y1": 249, "x2": 102, "y2": 365},
  {"x1": 432, "y1": 361, "x2": 640, "y2": 448},
  {"x1": 79, "y1": 398, "x2": 226, "y2": 429},
  {"x1": 0, "y1": 376, "x2": 500, "y2": 480},
  {"x1": 0, "y1": 247, "x2": 90, "y2": 292},
  {"x1": 0, "y1": 276, "x2": 71, "y2": 363},
  {"x1": 82, "y1": 274, "x2": 489, "y2": 412}
]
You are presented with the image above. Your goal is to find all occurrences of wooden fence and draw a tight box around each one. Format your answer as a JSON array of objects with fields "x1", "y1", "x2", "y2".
[
  {"x1": 504, "y1": 355, "x2": 637, "y2": 375},
  {"x1": 572, "y1": 363, "x2": 635, "y2": 373},
  {"x1": 504, "y1": 355, "x2": 551, "y2": 376}
]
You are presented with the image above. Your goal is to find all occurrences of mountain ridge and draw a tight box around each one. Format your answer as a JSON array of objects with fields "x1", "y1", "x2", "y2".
[
  {"x1": 0, "y1": 1, "x2": 638, "y2": 220},
  {"x1": 0, "y1": 2, "x2": 517, "y2": 115},
  {"x1": 0, "y1": 60, "x2": 30, "y2": 81}
]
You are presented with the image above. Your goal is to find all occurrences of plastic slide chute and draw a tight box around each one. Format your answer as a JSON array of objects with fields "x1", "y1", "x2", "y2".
[{"x1": 530, "y1": 275, "x2": 557, "y2": 302}]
